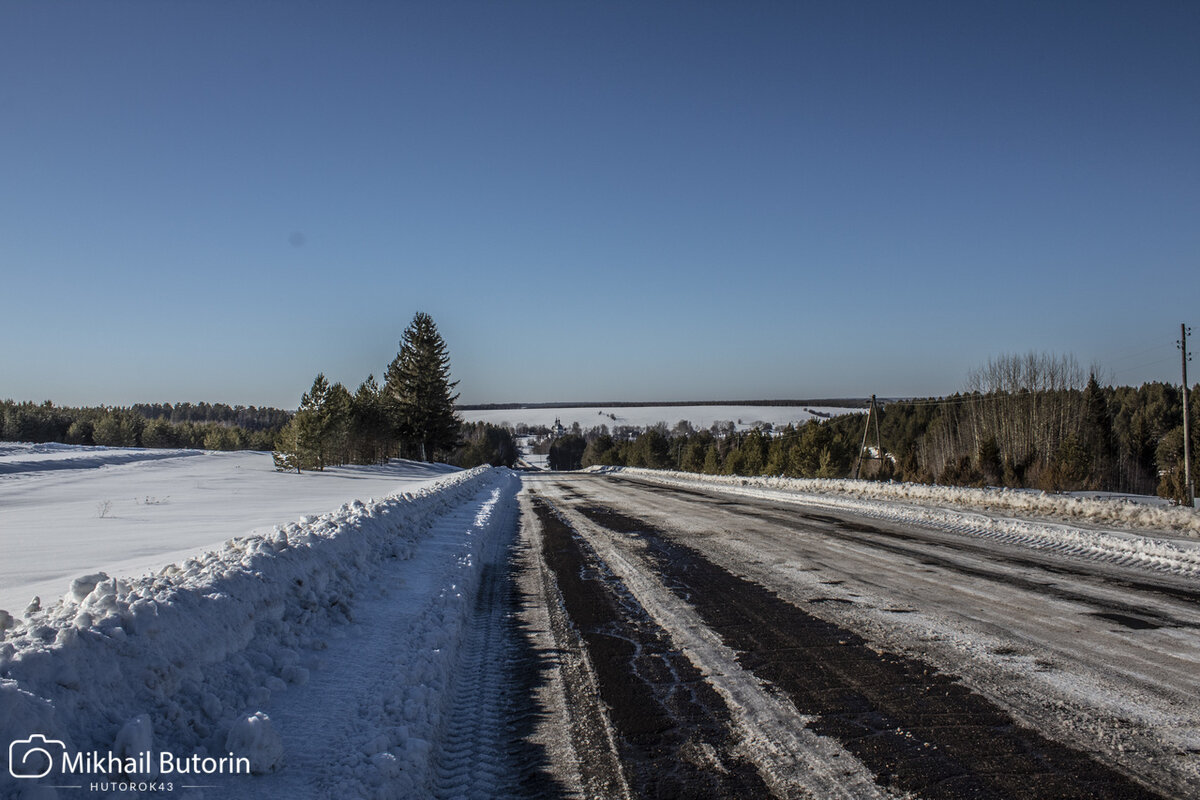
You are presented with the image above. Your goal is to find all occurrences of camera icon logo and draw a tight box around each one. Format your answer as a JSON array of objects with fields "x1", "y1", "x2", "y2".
[{"x1": 8, "y1": 734, "x2": 64, "y2": 779}]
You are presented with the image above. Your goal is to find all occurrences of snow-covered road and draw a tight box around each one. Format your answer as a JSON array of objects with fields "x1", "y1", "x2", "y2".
[
  {"x1": 4, "y1": 454, "x2": 1198, "y2": 798},
  {"x1": 519, "y1": 472, "x2": 1198, "y2": 799}
]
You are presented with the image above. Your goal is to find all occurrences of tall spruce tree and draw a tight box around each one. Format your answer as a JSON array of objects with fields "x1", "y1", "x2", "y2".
[
  {"x1": 299, "y1": 373, "x2": 333, "y2": 470},
  {"x1": 350, "y1": 375, "x2": 389, "y2": 464},
  {"x1": 1082, "y1": 373, "x2": 1116, "y2": 488},
  {"x1": 384, "y1": 312, "x2": 460, "y2": 461}
]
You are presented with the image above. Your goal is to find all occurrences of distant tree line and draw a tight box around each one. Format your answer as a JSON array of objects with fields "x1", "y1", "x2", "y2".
[
  {"x1": 459, "y1": 398, "x2": 867, "y2": 410},
  {"x1": 870, "y1": 355, "x2": 1197, "y2": 503},
  {"x1": 273, "y1": 312, "x2": 516, "y2": 472},
  {"x1": 0, "y1": 400, "x2": 283, "y2": 451},
  {"x1": 1, "y1": 314, "x2": 515, "y2": 471},
  {"x1": 565, "y1": 419, "x2": 860, "y2": 479},
  {"x1": 130, "y1": 402, "x2": 291, "y2": 431},
  {"x1": 557, "y1": 353, "x2": 1197, "y2": 505},
  {"x1": 455, "y1": 422, "x2": 520, "y2": 468}
]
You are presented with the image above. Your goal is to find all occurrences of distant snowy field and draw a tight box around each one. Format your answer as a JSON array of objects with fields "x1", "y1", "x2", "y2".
[
  {"x1": 0, "y1": 443, "x2": 458, "y2": 616},
  {"x1": 461, "y1": 404, "x2": 859, "y2": 432}
]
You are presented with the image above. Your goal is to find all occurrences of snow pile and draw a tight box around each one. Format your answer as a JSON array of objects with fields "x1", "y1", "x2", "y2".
[
  {"x1": 266, "y1": 474, "x2": 519, "y2": 799},
  {"x1": 592, "y1": 467, "x2": 1200, "y2": 578},
  {"x1": 591, "y1": 467, "x2": 1200, "y2": 536},
  {"x1": 0, "y1": 466, "x2": 510, "y2": 797},
  {"x1": 224, "y1": 712, "x2": 284, "y2": 774}
]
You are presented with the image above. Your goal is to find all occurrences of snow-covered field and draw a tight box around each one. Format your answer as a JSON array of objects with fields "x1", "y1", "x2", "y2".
[
  {"x1": 0, "y1": 445, "x2": 518, "y2": 798},
  {"x1": 0, "y1": 444, "x2": 457, "y2": 616},
  {"x1": 461, "y1": 404, "x2": 858, "y2": 432}
]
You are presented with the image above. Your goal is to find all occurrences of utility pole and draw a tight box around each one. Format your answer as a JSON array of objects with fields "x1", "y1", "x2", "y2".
[
  {"x1": 853, "y1": 395, "x2": 879, "y2": 480},
  {"x1": 873, "y1": 396, "x2": 883, "y2": 476},
  {"x1": 1181, "y1": 324, "x2": 1195, "y2": 508}
]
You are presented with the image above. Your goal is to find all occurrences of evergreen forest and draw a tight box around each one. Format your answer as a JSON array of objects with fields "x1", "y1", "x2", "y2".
[
  {"x1": 270, "y1": 312, "x2": 516, "y2": 472},
  {"x1": 564, "y1": 354, "x2": 1197, "y2": 504},
  {"x1": 0, "y1": 400, "x2": 287, "y2": 451}
]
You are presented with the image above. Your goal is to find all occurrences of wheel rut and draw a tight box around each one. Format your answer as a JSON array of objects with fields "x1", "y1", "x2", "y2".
[
  {"x1": 572, "y1": 502, "x2": 1171, "y2": 800},
  {"x1": 529, "y1": 494, "x2": 771, "y2": 798},
  {"x1": 429, "y1": 515, "x2": 560, "y2": 798}
]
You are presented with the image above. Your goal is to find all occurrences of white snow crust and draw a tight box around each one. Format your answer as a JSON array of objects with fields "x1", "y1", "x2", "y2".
[
  {"x1": 0, "y1": 465, "x2": 517, "y2": 798},
  {"x1": 0, "y1": 443, "x2": 203, "y2": 476},
  {"x1": 0, "y1": 444, "x2": 458, "y2": 616}
]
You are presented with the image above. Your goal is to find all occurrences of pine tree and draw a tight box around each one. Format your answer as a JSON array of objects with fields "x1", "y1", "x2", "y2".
[
  {"x1": 273, "y1": 373, "x2": 332, "y2": 471},
  {"x1": 384, "y1": 313, "x2": 461, "y2": 462},
  {"x1": 350, "y1": 375, "x2": 389, "y2": 464},
  {"x1": 327, "y1": 382, "x2": 354, "y2": 465},
  {"x1": 298, "y1": 373, "x2": 333, "y2": 470},
  {"x1": 272, "y1": 418, "x2": 303, "y2": 473},
  {"x1": 1082, "y1": 373, "x2": 1115, "y2": 489}
]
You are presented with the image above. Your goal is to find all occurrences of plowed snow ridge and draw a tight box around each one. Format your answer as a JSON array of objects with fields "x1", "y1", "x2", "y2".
[{"x1": 593, "y1": 468, "x2": 1200, "y2": 578}]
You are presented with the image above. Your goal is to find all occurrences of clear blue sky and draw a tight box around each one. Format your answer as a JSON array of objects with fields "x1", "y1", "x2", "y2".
[{"x1": 3, "y1": 1, "x2": 1198, "y2": 408}]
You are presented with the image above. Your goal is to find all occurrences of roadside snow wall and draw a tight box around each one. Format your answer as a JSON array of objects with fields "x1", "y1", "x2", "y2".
[
  {"x1": 0, "y1": 466, "x2": 508, "y2": 796},
  {"x1": 591, "y1": 467, "x2": 1200, "y2": 578}
]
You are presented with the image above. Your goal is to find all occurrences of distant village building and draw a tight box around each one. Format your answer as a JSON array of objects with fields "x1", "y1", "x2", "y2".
[{"x1": 550, "y1": 417, "x2": 565, "y2": 439}]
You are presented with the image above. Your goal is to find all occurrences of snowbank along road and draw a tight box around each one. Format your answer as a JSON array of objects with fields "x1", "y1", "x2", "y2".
[
  {"x1": 2, "y1": 467, "x2": 551, "y2": 799},
  {"x1": 3, "y1": 462, "x2": 1198, "y2": 798}
]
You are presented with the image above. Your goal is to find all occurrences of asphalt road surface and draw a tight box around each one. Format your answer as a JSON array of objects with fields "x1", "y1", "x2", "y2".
[{"x1": 516, "y1": 471, "x2": 1200, "y2": 799}]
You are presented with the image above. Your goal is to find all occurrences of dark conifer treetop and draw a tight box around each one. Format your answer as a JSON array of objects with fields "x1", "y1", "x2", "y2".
[
  {"x1": 384, "y1": 312, "x2": 461, "y2": 462},
  {"x1": 269, "y1": 312, "x2": 484, "y2": 471}
]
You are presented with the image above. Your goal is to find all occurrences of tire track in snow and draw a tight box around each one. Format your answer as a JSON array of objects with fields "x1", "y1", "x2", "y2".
[
  {"x1": 429, "y1": 561, "x2": 509, "y2": 798},
  {"x1": 515, "y1": 488, "x2": 632, "y2": 800},
  {"x1": 561, "y1": 471, "x2": 1200, "y2": 799},
  {"x1": 197, "y1": 474, "x2": 525, "y2": 799},
  {"x1": 716, "y1": 503, "x2": 1200, "y2": 629},
  {"x1": 428, "y1": 497, "x2": 561, "y2": 800}
]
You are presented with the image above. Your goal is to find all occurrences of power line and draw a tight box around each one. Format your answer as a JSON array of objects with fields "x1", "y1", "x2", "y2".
[
  {"x1": 1104, "y1": 336, "x2": 1177, "y2": 368},
  {"x1": 1112, "y1": 355, "x2": 1178, "y2": 382},
  {"x1": 883, "y1": 393, "x2": 1058, "y2": 410}
]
